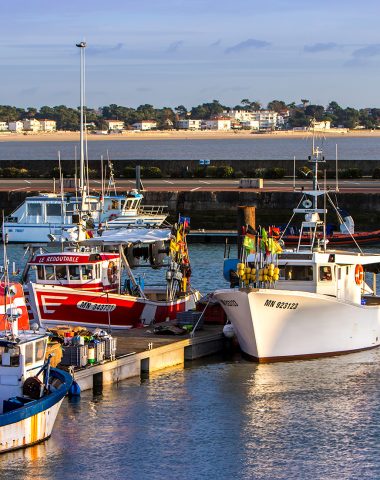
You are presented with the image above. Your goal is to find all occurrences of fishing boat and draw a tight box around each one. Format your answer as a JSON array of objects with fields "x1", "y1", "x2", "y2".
[
  {"x1": 280, "y1": 207, "x2": 380, "y2": 247},
  {"x1": 0, "y1": 254, "x2": 72, "y2": 452},
  {"x1": 2, "y1": 190, "x2": 168, "y2": 243},
  {"x1": 24, "y1": 219, "x2": 201, "y2": 329},
  {"x1": 215, "y1": 143, "x2": 380, "y2": 362},
  {"x1": 2, "y1": 42, "x2": 167, "y2": 244}
]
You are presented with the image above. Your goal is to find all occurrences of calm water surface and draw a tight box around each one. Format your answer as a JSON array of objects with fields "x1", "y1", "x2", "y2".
[
  {"x1": 0, "y1": 244, "x2": 380, "y2": 479},
  {"x1": 1, "y1": 136, "x2": 380, "y2": 160}
]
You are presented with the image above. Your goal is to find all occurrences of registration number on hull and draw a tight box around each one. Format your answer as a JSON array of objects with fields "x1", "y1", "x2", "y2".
[{"x1": 264, "y1": 299, "x2": 298, "y2": 310}]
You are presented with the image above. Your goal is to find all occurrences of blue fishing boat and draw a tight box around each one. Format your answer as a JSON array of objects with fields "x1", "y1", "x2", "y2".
[{"x1": 0, "y1": 238, "x2": 72, "y2": 452}]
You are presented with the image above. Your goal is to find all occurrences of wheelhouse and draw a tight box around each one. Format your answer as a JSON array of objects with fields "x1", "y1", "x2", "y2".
[{"x1": 29, "y1": 252, "x2": 120, "y2": 291}]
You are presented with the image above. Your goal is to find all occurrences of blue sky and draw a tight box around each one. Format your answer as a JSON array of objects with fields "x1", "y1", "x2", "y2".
[{"x1": 1, "y1": 0, "x2": 380, "y2": 109}]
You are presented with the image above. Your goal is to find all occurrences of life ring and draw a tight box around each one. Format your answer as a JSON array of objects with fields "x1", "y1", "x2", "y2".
[
  {"x1": 107, "y1": 261, "x2": 118, "y2": 284},
  {"x1": 303, "y1": 199, "x2": 312, "y2": 209},
  {"x1": 355, "y1": 264, "x2": 364, "y2": 285}
]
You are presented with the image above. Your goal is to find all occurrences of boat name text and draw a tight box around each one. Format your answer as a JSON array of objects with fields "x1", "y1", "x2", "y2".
[
  {"x1": 39, "y1": 256, "x2": 80, "y2": 263},
  {"x1": 77, "y1": 301, "x2": 116, "y2": 312},
  {"x1": 220, "y1": 299, "x2": 239, "y2": 307},
  {"x1": 264, "y1": 299, "x2": 299, "y2": 310}
]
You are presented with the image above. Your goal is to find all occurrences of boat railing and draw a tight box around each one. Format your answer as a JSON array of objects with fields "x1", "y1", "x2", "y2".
[{"x1": 138, "y1": 205, "x2": 168, "y2": 216}]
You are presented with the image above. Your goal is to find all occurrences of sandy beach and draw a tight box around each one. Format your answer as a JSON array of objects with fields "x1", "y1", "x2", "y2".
[{"x1": 0, "y1": 129, "x2": 379, "y2": 142}]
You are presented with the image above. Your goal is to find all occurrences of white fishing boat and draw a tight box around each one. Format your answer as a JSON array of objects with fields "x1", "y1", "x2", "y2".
[
  {"x1": 214, "y1": 142, "x2": 380, "y2": 362},
  {"x1": 3, "y1": 190, "x2": 167, "y2": 243},
  {"x1": 2, "y1": 42, "x2": 167, "y2": 244}
]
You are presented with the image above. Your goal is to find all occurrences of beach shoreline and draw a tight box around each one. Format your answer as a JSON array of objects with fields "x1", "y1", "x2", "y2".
[{"x1": 1, "y1": 129, "x2": 380, "y2": 142}]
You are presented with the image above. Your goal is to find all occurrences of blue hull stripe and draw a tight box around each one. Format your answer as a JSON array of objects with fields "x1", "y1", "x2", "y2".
[{"x1": 0, "y1": 368, "x2": 72, "y2": 427}]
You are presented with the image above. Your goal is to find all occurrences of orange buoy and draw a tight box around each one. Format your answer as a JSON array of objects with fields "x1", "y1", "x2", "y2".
[{"x1": 355, "y1": 264, "x2": 364, "y2": 285}]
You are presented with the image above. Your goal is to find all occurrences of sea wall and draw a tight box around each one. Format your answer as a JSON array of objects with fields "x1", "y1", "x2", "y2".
[
  {"x1": 3, "y1": 190, "x2": 380, "y2": 230},
  {"x1": 1, "y1": 159, "x2": 380, "y2": 176}
]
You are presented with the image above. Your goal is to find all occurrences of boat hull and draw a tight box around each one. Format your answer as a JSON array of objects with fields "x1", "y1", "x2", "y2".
[
  {"x1": 28, "y1": 283, "x2": 200, "y2": 329},
  {"x1": 0, "y1": 368, "x2": 72, "y2": 453},
  {"x1": 214, "y1": 288, "x2": 380, "y2": 362}
]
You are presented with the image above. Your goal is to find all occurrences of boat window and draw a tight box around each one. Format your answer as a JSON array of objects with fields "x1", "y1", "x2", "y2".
[
  {"x1": 37, "y1": 265, "x2": 45, "y2": 280},
  {"x1": 69, "y1": 265, "x2": 80, "y2": 280},
  {"x1": 95, "y1": 264, "x2": 100, "y2": 278},
  {"x1": 319, "y1": 266, "x2": 333, "y2": 282},
  {"x1": 46, "y1": 204, "x2": 62, "y2": 217},
  {"x1": 27, "y1": 203, "x2": 42, "y2": 216},
  {"x1": 281, "y1": 265, "x2": 313, "y2": 281},
  {"x1": 0, "y1": 346, "x2": 20, "y2": 367},
  {"x1": 56, "y1": 265, "x2": 68, "y2": 280},
  {"x1": 45, "y1": 265, "x2": 55, "y2": 280},
  {"x1": 111, "y1": 200, "x2": 119, "y2": 210},
  {"x1": 35, "y1": 339, "x2": 46, "y2": 362},
  {"x1": 81, "y1": 265, "x2": 94, "y2": 280},
  {"x1": 25, "y1": 343, "x2": 34, "y2": 366},
  {"x1": 66, "y1": 203, "x2": 75, "y2": 213}
]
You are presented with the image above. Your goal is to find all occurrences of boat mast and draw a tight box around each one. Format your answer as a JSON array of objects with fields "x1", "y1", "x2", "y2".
[
  {"x1": 76, "y1": 41, "x2": 86, "y2": 211},
  {"x1": 76, "y1": 41, "x2": 87, "y2": 241}
]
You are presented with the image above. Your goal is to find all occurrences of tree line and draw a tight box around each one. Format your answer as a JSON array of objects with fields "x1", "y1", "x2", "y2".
[{"x1": 1, "y1": 99, "x2": 380, "y2": 130}]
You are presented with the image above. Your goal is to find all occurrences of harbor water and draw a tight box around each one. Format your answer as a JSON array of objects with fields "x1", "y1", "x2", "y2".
[
  {"x1": 1, "y1": 244, "x2": 380, "y2": 478},
  {"x1": 1, "y1": 136, "x2": 380, "y2": 160}
]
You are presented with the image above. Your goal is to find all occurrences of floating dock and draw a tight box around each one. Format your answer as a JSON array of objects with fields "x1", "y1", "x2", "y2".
[{"x1": 73, "y1": 325, "x2": 225, "y2": 391}]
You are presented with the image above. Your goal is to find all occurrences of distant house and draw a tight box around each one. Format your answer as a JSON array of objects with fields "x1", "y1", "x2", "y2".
[
  {"x1": 177, "y1": 119, "x2": 202, "y2": 130},
  {"x1": 39, "y1": 119, "x2": 57, "y2": 132},
  {"x1": 132, "y1": 120, "x2": 157, "y2": 131},
  {"x1": 0, "y1": 122, "x2": 8, "y2": 131},
  {"x1": 224, "y1": 109, "x2": 280, "y2": 130},
  {"x1": 311, "y1": 120, "x2": 331, "y2": 131},
  {"x1": 8, "y1": 121, "x2": 23, "y2": 132},
  {"x1": 23, "y1": 118, "x2": 41, "y2": 132},
  {"x1": 104, "y1": 120, "x2": 125, "y2": 132},
  {"x1": 203, "y1": 117, "x2": 231, "y2": 130}
]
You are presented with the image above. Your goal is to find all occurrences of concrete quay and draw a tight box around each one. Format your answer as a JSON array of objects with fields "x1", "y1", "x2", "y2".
[{"x1": 73, "y1": 325, "x2": 225, "y2": 392}]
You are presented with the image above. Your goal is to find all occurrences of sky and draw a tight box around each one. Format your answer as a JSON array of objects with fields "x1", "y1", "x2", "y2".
[{"x1": 1, "y1": 0, "x2": 380, "y2": 110}]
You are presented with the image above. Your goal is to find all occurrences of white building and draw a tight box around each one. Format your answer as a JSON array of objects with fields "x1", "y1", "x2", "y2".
[
  {"x1": 39, "y1": 119, "x2": 57, "y2": 132},
  {"x1": 23, "y1": 118, "x2": 41, "y2": 132},
  {"x1": 8, "y1": 121, "x2": 24, "y2": 132},
  {"x1": 224, "y1": 110, "x2": 254, "y2": 122},
  {"x1": 132, "y1": 120, "x2": 157, "y2": 131},
  {"x1": 0, "y1": 122, "x2": 8, "y2": 131},
  {"x1": 203, "y1": 117, "x2": 231, "y2": 130},
  {"x1": 177, "y1": 119, "x2": 202, "y2": 130},
  {"x1": 224, "y1": 109, "x2": 280, "y2": 130},
  {"x1": 311, "y1": 120, "x2": 331, "y2": 131},
  {"x1": 104, "y1": 120, "x2": 125, "y2": 132}
]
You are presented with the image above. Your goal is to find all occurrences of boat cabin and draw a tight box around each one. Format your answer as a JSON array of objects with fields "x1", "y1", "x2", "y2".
[
  {"x1": 245, "y1": 250, "x2": 378, "y2": 305},
  {"x1": 0, "y1": 333, "x2": 47, "y2": 413},
  {"x1": 29, "y1": 252, "x2": 121, "y2": 292}
]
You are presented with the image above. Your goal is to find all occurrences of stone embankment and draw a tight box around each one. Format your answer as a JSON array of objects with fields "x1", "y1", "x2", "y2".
[{"x1": 2, "y1": 189, "x2": 380, "y2": 230}]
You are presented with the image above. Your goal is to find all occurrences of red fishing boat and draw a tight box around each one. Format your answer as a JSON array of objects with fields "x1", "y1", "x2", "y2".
[{"x1": 24, "y1": 223, "x2": 201, "y2": 329}]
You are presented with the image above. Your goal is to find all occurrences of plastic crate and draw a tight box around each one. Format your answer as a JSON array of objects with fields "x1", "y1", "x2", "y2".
[
  {"x1": 94, "y1": 341, "x2": 105, "y2": 363},
  {"x1": 176, "y1": 311, "x2": 204, "y2": 329},
  {"x1": 60, "y1": 344, "x2": 88, "y2": 367},
  {"x1": 103, "y1": 337, "x2": 117, "y2": 360}
]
